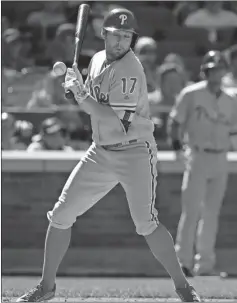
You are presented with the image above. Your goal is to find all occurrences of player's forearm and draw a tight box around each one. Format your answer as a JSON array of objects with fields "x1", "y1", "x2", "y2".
[
  {"x1": 80, "y1": 95, "x2": 119, "y2": 120},
  {"x1": 167, "y1": 118, "x2": 183, "y2": 151}
]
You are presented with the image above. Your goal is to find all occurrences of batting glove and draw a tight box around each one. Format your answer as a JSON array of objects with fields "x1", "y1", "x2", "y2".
[{"x1": 63, "y1": 64, "x2": 88, "y2": 103}]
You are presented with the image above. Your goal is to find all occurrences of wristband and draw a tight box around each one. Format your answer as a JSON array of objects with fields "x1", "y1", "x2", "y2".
[
  {"x1": 74, "y1": 89, "x2": 89, "y2": 104},
  {"x1": 172, "y1": 139, "x2": 182, "y2": 151}
]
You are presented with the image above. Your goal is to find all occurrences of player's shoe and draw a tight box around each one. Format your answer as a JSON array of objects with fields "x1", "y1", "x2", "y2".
[
  {"x1": 175, "y1": 284, "x2": 201, "y2": 302},
  {"x1": 16, "y1": 283, "x2": 56, "y2": 302}
]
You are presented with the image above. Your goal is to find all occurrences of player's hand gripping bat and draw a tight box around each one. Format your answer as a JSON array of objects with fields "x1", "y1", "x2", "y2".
[{"x1": 65, "y1": 3, "x2": 90, "y2": 100}]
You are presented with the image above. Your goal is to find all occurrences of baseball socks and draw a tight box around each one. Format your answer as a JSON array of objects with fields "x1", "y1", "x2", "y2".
[
  {"x1": 40, "y1": 225, "x2": 71, "y2": 291},
  {"x1": 145, "y1": 223, "x2": 188, "y2": 289}
]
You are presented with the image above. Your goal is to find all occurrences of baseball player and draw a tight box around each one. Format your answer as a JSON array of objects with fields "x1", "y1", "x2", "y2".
[
  {"x1": 17, "y1": 8, "x2": 200, "y2": 302},
  {"x1": 223, "y1": 45, "x2": 237, "y2": 150},
  {"x1": 168, "y1": 50, "x2": 237, "y2": 277}
]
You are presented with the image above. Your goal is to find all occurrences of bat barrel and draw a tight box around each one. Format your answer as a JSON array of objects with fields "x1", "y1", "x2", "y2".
[{"x1": 65, "y1": 3, "x2": 90, "y2": 100}]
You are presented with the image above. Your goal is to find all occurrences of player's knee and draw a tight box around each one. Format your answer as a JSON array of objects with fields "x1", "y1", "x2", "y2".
[
  {"x1": 47, "y1": 200, "x2": 77, "y2": 230},
  {"x1": 135, "y1": 217, "x2": 160, "y2": 236},
  {"x1": 131, "y1": 204, "x2": 160, "y2": 236}
]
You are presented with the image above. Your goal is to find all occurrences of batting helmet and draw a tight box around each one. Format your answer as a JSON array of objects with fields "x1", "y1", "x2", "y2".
[
  {"x1": 201, "y1": 50, "x2": 228, "y2": 74},
  {"x1": 103, "y1": 8, "x2": 138, "y2": 33},
  {"x1": 103, "y1": 8, "x2": 139, "y2": 49}
]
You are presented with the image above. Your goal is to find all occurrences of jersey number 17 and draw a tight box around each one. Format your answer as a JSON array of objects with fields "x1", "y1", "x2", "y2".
[{"x1": 121, "y1": 77, "x2": 137, "y2": 94}]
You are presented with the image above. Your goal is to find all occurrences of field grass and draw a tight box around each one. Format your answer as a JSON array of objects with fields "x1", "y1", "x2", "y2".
[{"x1": 2, "y1": 276, "x2": 237, "y2": 302}]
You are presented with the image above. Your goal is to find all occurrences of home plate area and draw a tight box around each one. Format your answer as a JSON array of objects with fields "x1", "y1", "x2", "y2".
[
  {"x1": 49, "y1": 298, "x2": 235, "y2": 302},
  {"x1": 2, "y1": 277, "x2": 237, "y2": 302}
]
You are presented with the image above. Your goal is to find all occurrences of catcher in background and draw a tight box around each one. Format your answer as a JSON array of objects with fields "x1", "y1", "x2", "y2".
[
  {"x1": 17, "y1": 7, "x2": 200, "y2": 303},
  {"x1": 168, "y1": 50, "x2": 237, "y2": 277}
]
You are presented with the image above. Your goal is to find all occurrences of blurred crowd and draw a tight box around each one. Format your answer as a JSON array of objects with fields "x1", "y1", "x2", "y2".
[{"x1": 2, "y1": 1, "x2": 237, "y2": 151}]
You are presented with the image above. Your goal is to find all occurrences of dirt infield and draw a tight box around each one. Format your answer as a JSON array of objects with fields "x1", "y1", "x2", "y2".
[{"x1": 2, "y1": 276, "x2": 237, "y2": 302}]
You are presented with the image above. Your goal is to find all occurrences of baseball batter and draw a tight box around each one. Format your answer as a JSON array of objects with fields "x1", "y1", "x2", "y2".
[
  {"x1": 168, "y1": 50, "x2": 237, "y2": 277},
  {"x1": 17, "y1": 8, "x2": 200, "y2": 303}
]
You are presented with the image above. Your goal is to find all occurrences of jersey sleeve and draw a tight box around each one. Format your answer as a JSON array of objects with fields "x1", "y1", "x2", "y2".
[
  {"x1": 169, "y1": 89, "x2": 192, "y2": 125},
  {"x1": 84, "y1": 57, "x2": 93, "y2": 93},
  {"x1": 108, "y1": 67, "x2": 140, "y2": 111}
]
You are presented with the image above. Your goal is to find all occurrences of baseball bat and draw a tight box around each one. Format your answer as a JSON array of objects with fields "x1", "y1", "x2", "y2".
[{"x1": 65, "y1": 3, "x2": 90, "y2": 100}]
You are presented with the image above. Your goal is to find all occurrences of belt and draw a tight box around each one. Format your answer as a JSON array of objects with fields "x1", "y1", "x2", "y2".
[
  {"x1": 101, "y1": 139, "x2": 139, "y2": 150},
  {"x1": 194, "y1": 146, "x2": 225, "y2": 154}
]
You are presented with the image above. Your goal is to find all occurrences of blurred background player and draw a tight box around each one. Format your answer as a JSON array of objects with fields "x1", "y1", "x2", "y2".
[
  {"x1": 151, "y1": 62, "x2": 188, "y2": 150},
  {"x1": 168, "y1": 50, "x2": 237, "y2": 277}
]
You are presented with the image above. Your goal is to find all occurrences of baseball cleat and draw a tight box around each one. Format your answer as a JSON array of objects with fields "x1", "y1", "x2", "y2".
[
  {"x1": 16, "y1": 283, "x2": 56, "y2": 302},
  {"x1": 176, "y1": 283, "x2": 201, "y2": 302}
]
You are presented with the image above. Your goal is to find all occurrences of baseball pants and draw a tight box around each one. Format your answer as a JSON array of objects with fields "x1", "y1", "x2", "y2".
[
  {"x1": 47, "y1": 141, "x2": 159, "y2": 236},
  {"x1": 175, "y1": 150, "x2": 228, "y2": 273}
]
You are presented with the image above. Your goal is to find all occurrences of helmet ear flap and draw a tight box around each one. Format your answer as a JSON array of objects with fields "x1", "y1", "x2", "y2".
[{"x1": 130, "y1": 33, "x2": 139, "y2": 50}]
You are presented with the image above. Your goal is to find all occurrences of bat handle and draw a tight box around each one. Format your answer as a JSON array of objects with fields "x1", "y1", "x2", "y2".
[
  {"x1": 65, "y1": 90, "x2": 75, "y2": 100},
  {"x1": 65, "y1": 60, "x2": 77, "y2": 100}
]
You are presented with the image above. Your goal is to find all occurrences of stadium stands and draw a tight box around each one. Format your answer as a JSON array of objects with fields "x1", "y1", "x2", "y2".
[{"x1": 2, "y1": 1, "x2": 237, "y2": 150}]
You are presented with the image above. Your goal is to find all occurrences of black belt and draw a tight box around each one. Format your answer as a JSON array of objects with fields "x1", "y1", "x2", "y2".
[
  {"x1": 194, "y1": 146, "x2": 225, "y2": 154},
  {"x1": 101, "y1": 139, "x2": 139, "y2": 149}
]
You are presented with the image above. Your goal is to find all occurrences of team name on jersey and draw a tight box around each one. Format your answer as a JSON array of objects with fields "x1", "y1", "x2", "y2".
[
  {"x1": 195, "y1": 105, "x2": 231, "y2": 126},
  {"x1": 88, "y1": 79, "x2": 109, "y2": 105}
]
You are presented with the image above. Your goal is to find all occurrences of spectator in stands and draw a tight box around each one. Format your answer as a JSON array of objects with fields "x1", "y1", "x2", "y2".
[
  {"x1": 27, "y1": 117, "x2": 73, "y2": 151},
  {"x1": 184, "y1": 1, "x2": 237, "y2": 28},
  {"x1": 230, "y1": 1, "x2": 237, "y2": 15},
  {"x1": 27, "y1": 69, "x2": 81, "y2": 133},
  {"x1": 82, "y1": 3, "x2": 124, "y2": 54},
  {"x1": 223, "y1": 44, "x2": 237, "y2": 91},
  {"x1": 27, "y1": 2, "x2": 67, "y2": 28},
  {"x1": 1, "y1": 112, "x2": 16, "y2": 150},
  {"x1": 1, "y1": 16, "x2": 11, "y2": 33},
  {"x1": 3, "y1": 28, "x2": 34, "y2": 71},
  {"x1": 90, "y1": 2, "x2": 109, "y2": 38},
  {"x1": 173, "y1": 1, "x2": 199, "y2": 26},
  {"x1": 1, "y1": 68, "x2": 9, "y2": 106},
  {"x1": 159, "y1": 63, "x2": 187, "y2": 106},
  {"x1": 134, "y1": 37, "x2": 159, "y2": 94},
  {"x1": 12, "y1": 120, "x2": 34, "y2": 150},
  {"x1": 45, "y1": 23, "x2": 75, "y2": 65},
  {"x1": 163, "y1": 53, "x2": 192, "y2": 85},
  {"x1": 151, "y1": 63, "x2": 188, "y2": 149},
  {"x1": 27, "y1": 1, "x2": 68, "y2": 49},
  {"x1": 27, "y1": 70, "x2": 66, "y2": 109}
]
